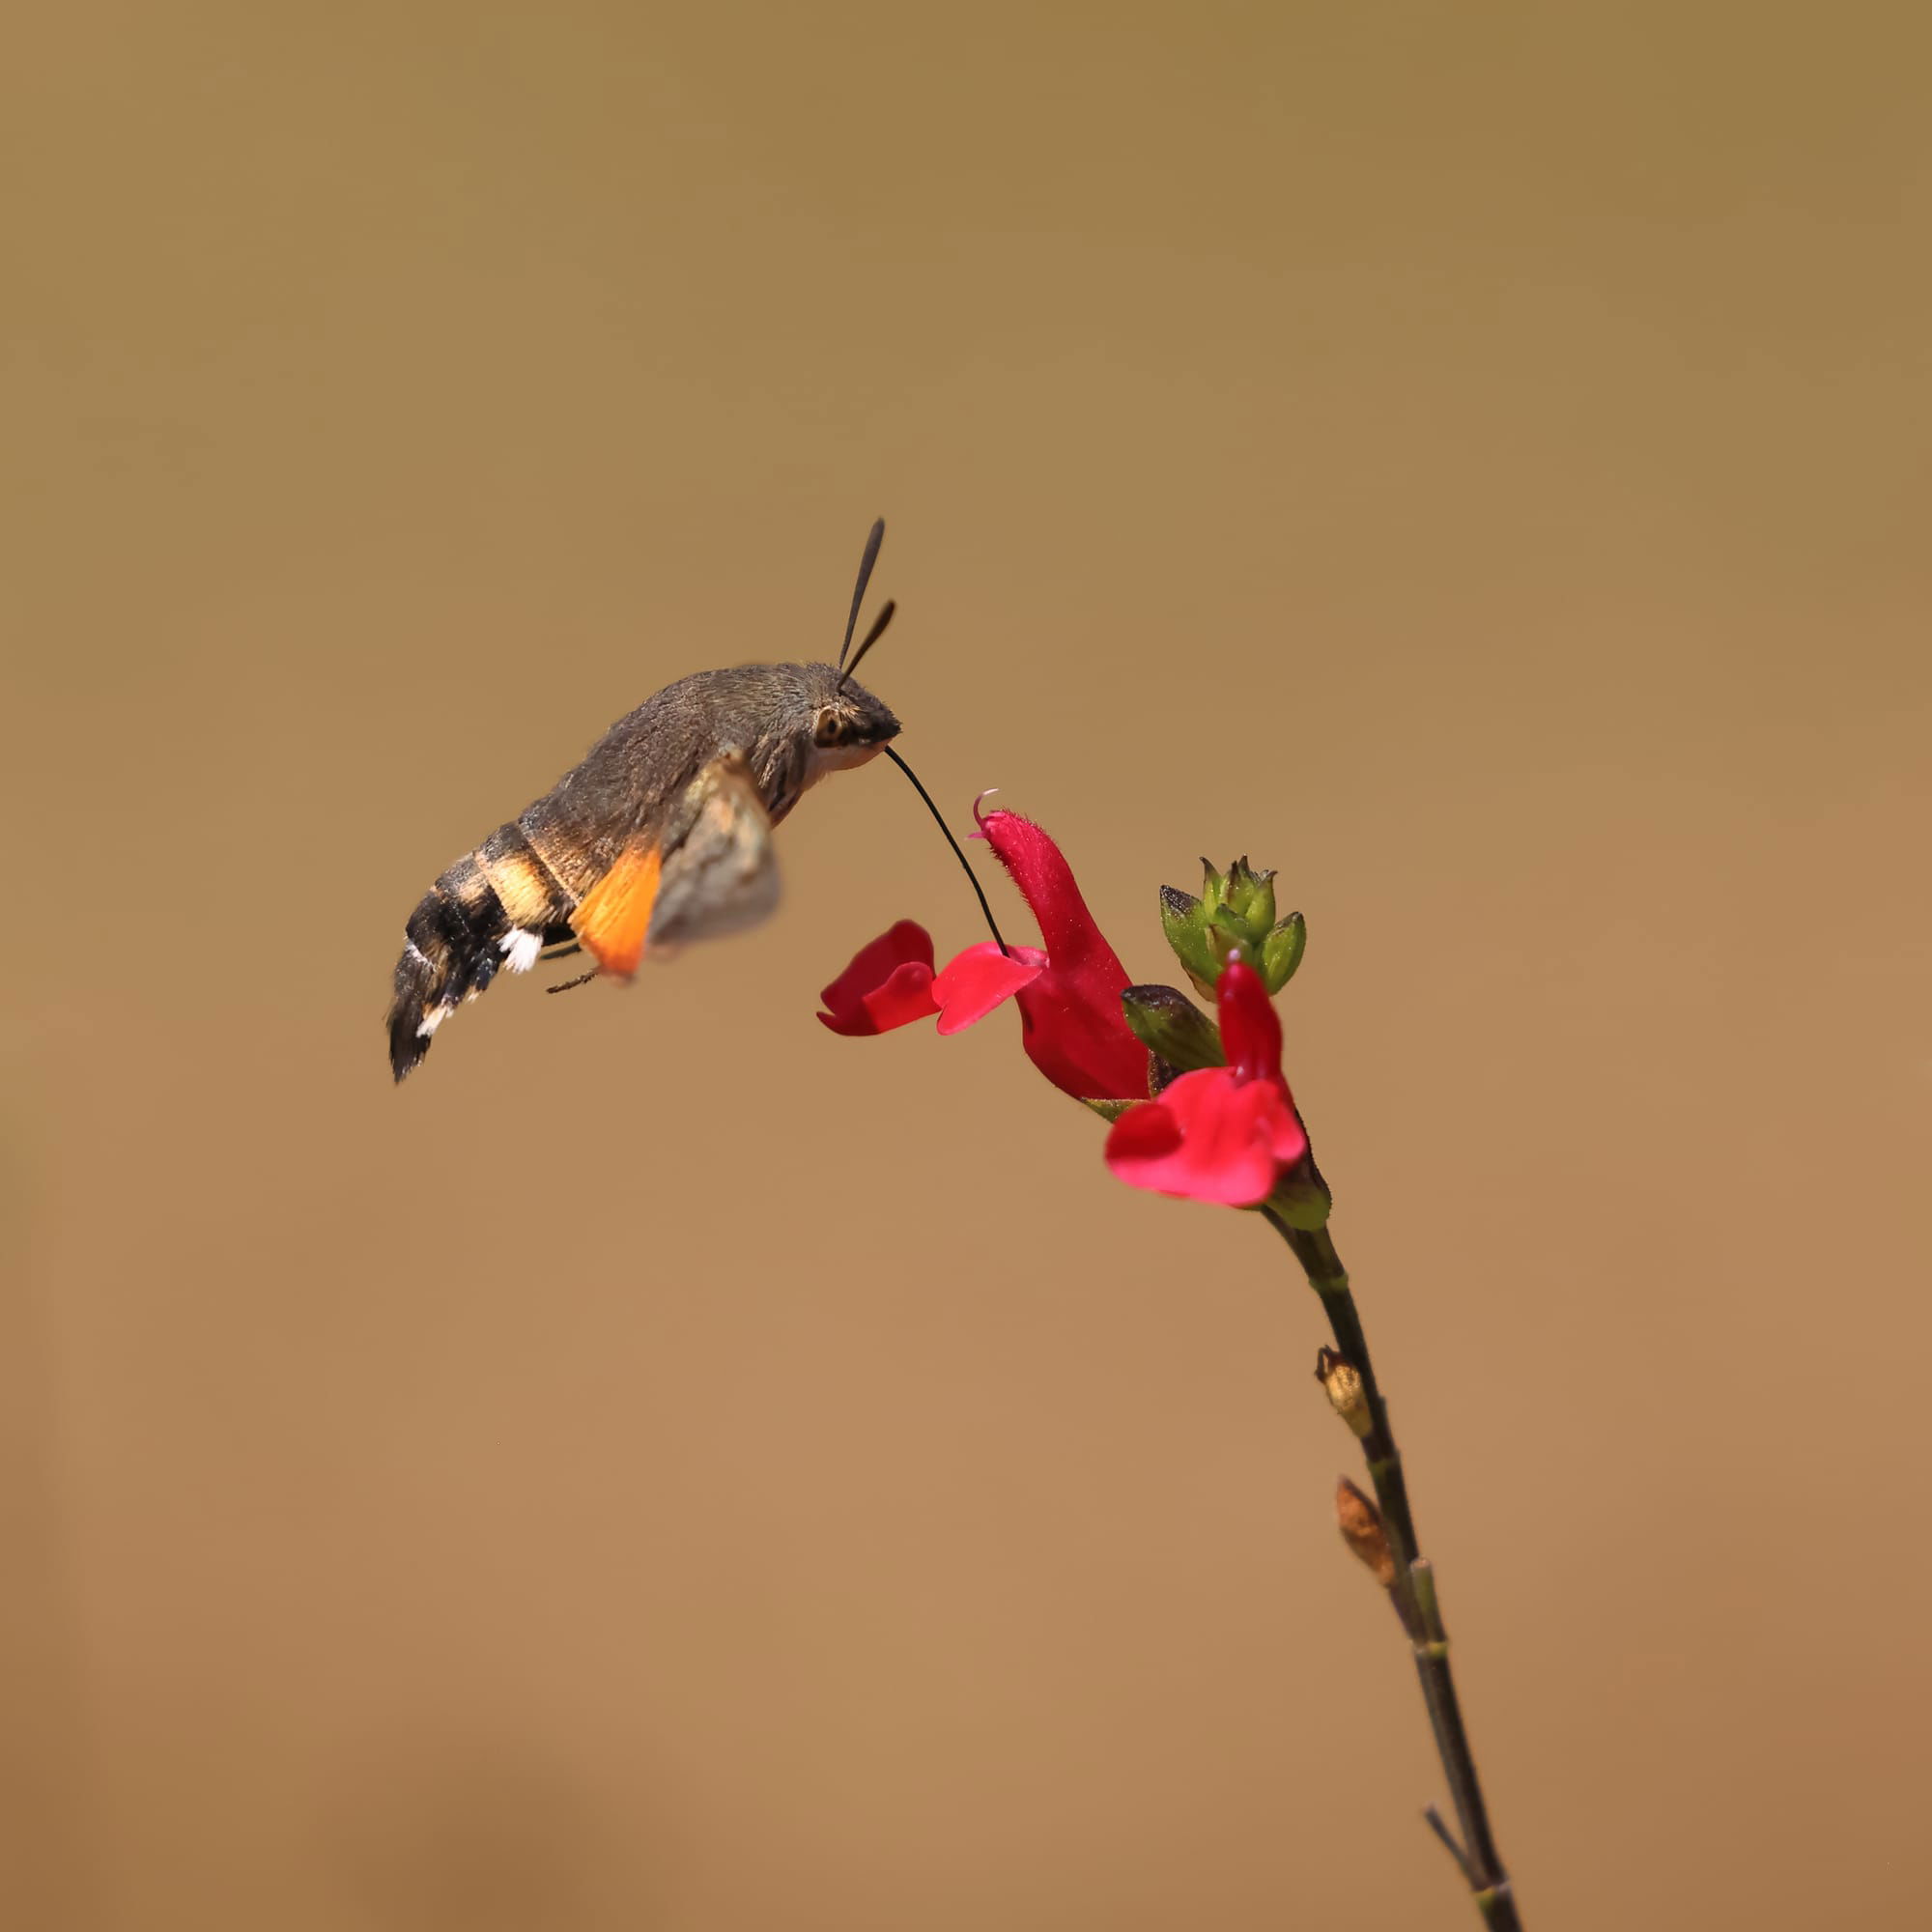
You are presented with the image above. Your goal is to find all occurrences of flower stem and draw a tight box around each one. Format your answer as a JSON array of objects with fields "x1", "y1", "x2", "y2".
[{"x1": 1264, "y1": 1214, "x2": 1521, "y2": 1930}]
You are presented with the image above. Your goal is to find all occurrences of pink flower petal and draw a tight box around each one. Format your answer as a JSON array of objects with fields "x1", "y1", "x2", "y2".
[
  {"x1": 932, "y1": 942, "x2": 1044, "y2": 1035},
  {"x1": 1103, "y1": 1067, "x2": 1309, "y2": 1207}
]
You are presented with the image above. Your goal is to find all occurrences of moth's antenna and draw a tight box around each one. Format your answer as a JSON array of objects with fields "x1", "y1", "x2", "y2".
[
  {"x1": 839, "y1": 517, "x2": 887, "y2": 669},
  {"x1": 837, "y1": 599, "x2": 895, "y2": 691},
  {"x1": 883, "y1": 746, "x2": 1011, "y2": 956}
]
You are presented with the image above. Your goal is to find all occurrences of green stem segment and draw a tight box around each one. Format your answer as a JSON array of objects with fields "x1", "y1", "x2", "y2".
[{"x1": 1266, "y1": 1216, "x2": 1521, "y2": 1932}]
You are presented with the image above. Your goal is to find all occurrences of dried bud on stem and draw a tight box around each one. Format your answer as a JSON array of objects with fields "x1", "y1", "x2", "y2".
[
  {"x1": 1315, "y1": 1346, "x2": 1372, "y2": 1438},
  {"x1": 1335, "y1": 1475, "x2": 1398, "y2": 1589}
]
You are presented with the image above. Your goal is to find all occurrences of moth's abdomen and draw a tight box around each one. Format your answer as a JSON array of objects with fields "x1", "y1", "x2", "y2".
[{"x1": 384, "y1": 824, "x2": 581, "y2": 1082}]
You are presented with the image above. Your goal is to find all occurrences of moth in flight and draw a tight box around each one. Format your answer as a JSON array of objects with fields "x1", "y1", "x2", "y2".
[{"x1": 385, "y1": 521, "x2": 992, "y2": 1081}]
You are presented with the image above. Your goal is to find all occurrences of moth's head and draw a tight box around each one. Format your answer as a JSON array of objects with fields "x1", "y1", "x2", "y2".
[
  {"x1": 773, "y1": 516, "x2": 903, "y2": 778},
  {"x1": 800, "y1": 663, "x2": 901, "y2": 772}
]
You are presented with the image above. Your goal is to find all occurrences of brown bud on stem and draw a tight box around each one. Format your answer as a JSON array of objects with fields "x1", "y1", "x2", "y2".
[
  {"x1": 1315, "y1": 1347, "x2": 1373, "y2": 1438},
  {"x1": 1335, "y1": 1476, "x2": 1398, "y2": 1589}
]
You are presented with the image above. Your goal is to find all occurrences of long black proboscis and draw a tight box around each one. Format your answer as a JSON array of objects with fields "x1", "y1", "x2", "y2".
[
  {"x1": 840, "y1": 517, "x2": 887, "y2": 668},
  {"x1": 883, "y1": 746, "x2": 1011, "y2": 957}
]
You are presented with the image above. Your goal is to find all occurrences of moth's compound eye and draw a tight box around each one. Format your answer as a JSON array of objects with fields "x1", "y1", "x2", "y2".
[{"x1": 814, "y1": 711, "x2": 846, "y2": 747}]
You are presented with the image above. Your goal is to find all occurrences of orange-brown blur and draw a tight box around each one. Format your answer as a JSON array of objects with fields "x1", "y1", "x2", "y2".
[{"x1": 7, "y1": 6, "x2": 1929, "y2": 1927}]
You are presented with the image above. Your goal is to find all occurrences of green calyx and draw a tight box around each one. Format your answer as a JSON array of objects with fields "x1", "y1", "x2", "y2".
[
  {"x1": 1159, "y1": 886, "x2": 1219, "y2": 996},
  {"x1": 1267, "y1": 1164, "x2": 1333, "y2": 1229},
  {"x1": 1120, "y1": 983, "x2": 1225, "y2": 1073},
  {"x1": 1260, "y1": 910, "x2": 1306, "y2": 993}
]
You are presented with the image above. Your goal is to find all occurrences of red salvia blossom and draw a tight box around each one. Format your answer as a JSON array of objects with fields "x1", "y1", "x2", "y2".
[
  {"x1": 817, "y1": 805, "x2": 1150, "y2": 1103},
  {"x1": 975, "y1": 808, "x2": 1150, "y2": 1101},
  {"x1": 1103, "y1": 959, "x2": 1308, "y2": 1208},
  {"x1": 814, "y1": 920, "x2": 944, "y2": 1036}
]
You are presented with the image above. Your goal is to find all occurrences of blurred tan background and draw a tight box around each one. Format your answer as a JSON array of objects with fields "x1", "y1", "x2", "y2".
[{"x1": 6, "y1": 4, "x2": 1930, "y2": 1927}]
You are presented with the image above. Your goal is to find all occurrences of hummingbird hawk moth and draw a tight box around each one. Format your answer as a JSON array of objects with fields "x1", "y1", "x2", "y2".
[{"x1": 384, "y1": 520, "x2": 994, "y2": 1082}]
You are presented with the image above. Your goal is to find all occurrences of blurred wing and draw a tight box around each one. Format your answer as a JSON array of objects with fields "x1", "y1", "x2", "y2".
[{"x1": 646, "y1": 753, "x2": 780, "y2": 952}]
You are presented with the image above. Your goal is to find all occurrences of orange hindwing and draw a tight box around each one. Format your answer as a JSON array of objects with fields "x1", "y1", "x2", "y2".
[{"x1": 569, "y1": 843, "x2": 663, "y2": 980}]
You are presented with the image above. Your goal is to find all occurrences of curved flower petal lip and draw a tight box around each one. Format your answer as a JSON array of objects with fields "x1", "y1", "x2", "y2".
[
  {"x1": 932, "y1": 942, "x2": 1044, "y2": 1036},
  {"x1": 1103, "y1": 1066, "x2": 1308, "y2": 1206},
  {"x1": 817, "y1": 920, "x2": 941, "y2": 1036}
]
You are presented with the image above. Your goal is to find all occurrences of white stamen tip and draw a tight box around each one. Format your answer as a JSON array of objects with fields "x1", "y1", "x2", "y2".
[{"x1": 499, "y1": 928, "x2": 543, "y2": 974}]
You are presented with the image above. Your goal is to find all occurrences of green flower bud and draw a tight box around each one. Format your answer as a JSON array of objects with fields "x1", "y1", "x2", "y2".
[
  {"x1": 1171, "y1": 862, "x2": 1294, "y2": 994},
  {"x1": 1206, "y1": 909, "x2": 1248, "y2": 978},
  {"x1": 1159, "y1": 885, "x2": 1220, "y2": 997},
  {"x1": 1120, "y1": 983, "x2": 1226, "y2": 1074},
  {"x1": 1220, "y1": 857, "x2": 1277, "y2": 939},
  {"x1": 1261, "y1": 911, "x2": 1306, "y2": 993}
]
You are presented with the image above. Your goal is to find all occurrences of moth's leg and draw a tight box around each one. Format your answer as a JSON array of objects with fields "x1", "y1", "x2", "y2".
[{"x1": 540, "y1": 930, "x2": 587, "y2": 986}]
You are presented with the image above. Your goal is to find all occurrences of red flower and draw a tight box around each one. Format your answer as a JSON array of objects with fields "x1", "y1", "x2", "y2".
[
  {"x1": 816, "y1": 806, "x2": 1150, "y2": 1103},
  {"x1": 816, "y1": 920, "x2": 942, "y2": 1036},
  {"x1": 1103, "y1": 959, "x2": 1308, "y2": 1208},
  {"x1": 976, "y1": 808, "x2": 1151, "y2": 1101}
]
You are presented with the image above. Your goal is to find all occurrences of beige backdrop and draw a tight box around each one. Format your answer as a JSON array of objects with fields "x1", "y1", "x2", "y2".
[{"x1": 7, "y1": 5, "x2": 1930, "y2": 1928}]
